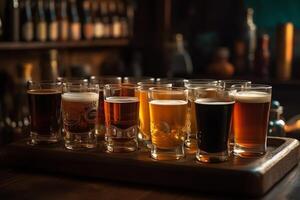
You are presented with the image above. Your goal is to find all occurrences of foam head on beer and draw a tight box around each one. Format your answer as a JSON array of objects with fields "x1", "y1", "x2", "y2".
[
  {"x1": 62, "y1": 92, "x2": 99, "y2": 102},
  {"x1": 235, "y1": 91, "x2": 271, "y2": 103}
]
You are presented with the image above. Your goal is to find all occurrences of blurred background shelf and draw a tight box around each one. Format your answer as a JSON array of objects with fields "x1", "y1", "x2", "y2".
[{"x1": 0, "y1": 39, "x2": 130, "y2": 51}]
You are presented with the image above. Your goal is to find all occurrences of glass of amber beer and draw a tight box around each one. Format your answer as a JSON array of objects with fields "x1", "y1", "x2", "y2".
[
  {"x1": 184, "y1": 79, "x2": 218, "y2": 152},
  {"x1": 195, "y1": 86, "x2": 235, "y2": 162},
  {"x1": 137, "y1": 82, "x2": 172, "y2": 148},
  {"x1": 148, "y1": 87, "x2": 188, "y2": 160},
  {"x1": 27, "y1": 81, "x2": 62, "y2": 145},
  {"x1": 62, "y1": 83, "x2": 99, "y2": 150},
  {"x1": 104, "y1": 84, "x2": 140, "y2": 153},
  {"x1": 232, "y1": 84, "x2": 272, "y2": 157},
  {"x1": 90, "y1": 76, "x2": 122, "y2": 142}
]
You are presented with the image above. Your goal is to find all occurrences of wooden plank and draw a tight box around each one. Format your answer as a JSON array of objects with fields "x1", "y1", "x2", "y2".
[{"x1": 1, "y1": 137, "x2": 299, "y2": 197}]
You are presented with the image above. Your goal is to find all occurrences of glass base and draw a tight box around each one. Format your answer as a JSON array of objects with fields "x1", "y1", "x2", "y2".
[
  {"x1": 185, "y1": 133, "x2": 197, "y2": 154},
  {"x1": 138, "y1": 132, "x2": 152, "y2": 149},
  {"x1": 196, "y1": 149, "x2": 228, "y2": 163},
  {"x1": 234, "y1": 143, "x2": 266, "y2": 157},
  {"x1": 106, "y1": 125, "x2": 138, "y2": 153},
  {"x1": 151, "y1": 144, "x2": 185, "y2": 160},
  {"x1": 28, "y1": 132, "x2": 60, "y2": 145},
  {"x1": 65, "y1": 131, "x2": 96, "y2": 150},
  {"x1": 106, "y1": 138, "x2": 138, "y2": 153},
  {"x1": 95, "y1": 125, "x2": 106, "y2": 142}
]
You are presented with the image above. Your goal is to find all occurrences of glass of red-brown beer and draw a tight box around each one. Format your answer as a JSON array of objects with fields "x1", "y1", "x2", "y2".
[
  {"x1": 104, "y1": 83, "x2": 140, "y2": 153},
  {"x1": 232, "y1": 84, "x2": 272, "y2": 157}
]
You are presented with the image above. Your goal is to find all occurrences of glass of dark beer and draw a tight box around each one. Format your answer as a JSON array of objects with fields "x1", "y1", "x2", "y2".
[
  {"x1": 62, "y1": 83, "x2": 99, "y2": 150},
  {"x1": 218, "y1": 80, "x2": 251, "y2": 152},
  {"x1": 104, "y1": 84, "x2": 140, "y2": 153},
  {"x1": 90, "y1": 76, "x2": 122, "y2": 142},
  {"x1": 195, "y1": 86, "x2": 235, "y2": 163},
  {"x1": 148, "y1": 87, "x2": 188, "y2": 160},
  {"x1": 27, "y1": 81, "x2": 62, "y2": 145},
  {"x1": 232, "y1": 84, "x2": 272, "y2": 157},
  {"x1": 184, "y1": 79, "x2": 218, "y2": 153}
]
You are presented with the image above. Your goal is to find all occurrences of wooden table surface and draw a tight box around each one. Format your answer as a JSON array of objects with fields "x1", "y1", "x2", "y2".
[{"x1": 0, "y1": 163, "x2": 300, "y2": 200}]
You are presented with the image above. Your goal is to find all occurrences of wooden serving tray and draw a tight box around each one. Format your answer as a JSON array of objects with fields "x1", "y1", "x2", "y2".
[{"x1": 1, "y1": 137, "x2": 299, "y2": 197}]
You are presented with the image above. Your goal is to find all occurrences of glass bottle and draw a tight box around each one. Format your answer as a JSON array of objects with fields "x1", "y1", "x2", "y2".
[
  {"x1": 82, "y1": 0, "x2": 94, "y2": 40},
  {"x1": 5, "y1": 0, "x2": 20, "y2": 41},
  {"x1": 58, "y1": 0, "x2": 69, "y2": 41},
  {"x1": 100, "y1": 0, "x2": 111, "y2": 38},
  {"x1": 119, "y1": 0, "x2": 129, "y2": 38},
  {"x1": 93, "y1": 0, "x2": 104, "y2": 39},
  {"x1": 46, "y1": 0, "x2": 58, "y2": 41},
  {"x1": 69, "y1": 0, "x2": 81, "y2": 41},
  {"x1": 254, "y1": 34, "x2": 270, "y2": 78},
  {"x1": 35, "y1": 0, "x2": 47, "y2": 42},
  {"x1": 21, "y1": 0, "x2": 34, "y2": 42},
  {"x1": 111, "y1": 0, "x2": 121, "y2": 38}
]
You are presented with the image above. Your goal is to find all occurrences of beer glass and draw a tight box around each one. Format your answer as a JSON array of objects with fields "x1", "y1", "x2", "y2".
[
  {"x1": 104, "y1": 84, "x2": 140, "y2": 153},
  {"x1": 62, "y1": 83, "x2": 99, "y2": 150},
  {"x1": 218, "y1": 80, "x2": 251, "y2": 152},
  {"x1": 27, "y1": 81, "x2": 62, "y2": 145},
  {"x1": 90, "y1": 76, "x2": 122, "y2": 141},
  {"x1": 148, "y1": 87, "x2": 188, "y2": 160},
  {"x1": 195, "y1": 86, "x2": 235, "y2": 162},
  {"x1": 123, "y1": 77, "x2": 155, "y2": 84},
  {"x1": 232, "y1": 84, "x2": 272, "y2": 157},
  {"x1": 137, "y1": 82, "x2": 172, "y2": 148},
  {"x1": 184, "y1": 80, "x2": 218, "y2": 152},
  {"x1": 156, "y1": 78, "x2": 188, "y2": 87}
]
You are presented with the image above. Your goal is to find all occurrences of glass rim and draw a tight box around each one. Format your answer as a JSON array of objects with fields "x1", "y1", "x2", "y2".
[
  {"x1": 104, "y1": 83, "x2": 139, "y2": 88},
  {"x1": 90, "y1": 76, "x2": 122, "y2": 81},
  {"x1": 148, "y1": 86, "x2": 187, "y2": 92},
  {"x1": 218, "y1": 79, "x2": 252, "y2": 83},
  {"x1": 231, "y1": 84, "x2": 272, "y2": 89},
  {"x1": 28, "y1": 80, "x2": 62, "y2": 85},
  {"x1": 186, "y1": 79, "x2": 217, "y2": 83}
]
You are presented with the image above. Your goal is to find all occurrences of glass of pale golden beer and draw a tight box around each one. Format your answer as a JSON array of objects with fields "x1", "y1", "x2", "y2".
[
  {"x1": 27, "y1": 81, "x2": 62, "y2": 145},
  {"x1": 232, "y1": 84, "x2": 272, "y2": 157},
  {"x1": 148, "y1": 87, "x2": 188, "y2": 160},
  {"x1": 137, "y1": 82, "x2": 172, "y2": 148},
  {"x1": 195, "y1": 85, "x2": 235, "y2": 162},
  {"x1": 104, "y1": 84, "x2": 140, "y2": 153},
  {"x1": 184, "y1": 79, "x2": 218, "y2": 153},
  {"x1": 62, "y1": 83, "x2": 99, "y2": 150},
  {"x1": 90, "y1": 76, "x2": 122, "y2": 142}
]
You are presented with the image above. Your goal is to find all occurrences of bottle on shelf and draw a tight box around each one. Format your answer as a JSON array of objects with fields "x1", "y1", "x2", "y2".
[
  {"x1": 20, "y1": 0, "x2": 34, "y2": 42},
  {"x1": 235, "y1": 7, "x2": 256, "y2": 75},
  {"x1": 58, "y1": 0, "x2": 69, "y2": 41},
  {"x1": 93, "y1": 0, "x2": 104, "y2": 39},
  {"x1": 254, "y1": 34, "x2": 270, "y2": 79},
  {"x1": 82, "y1": 0, "x2": 94, "y2": 40},
  {"x1": 110, "y1": 0, "x2": 121, "y2": 38},
  {"x1": 168, "y1": 34, "x2": 194, "y2": 77},
  {"x1": 69, "y1": 0, "x2": 81, "y2": 41},
  {"x1": 46, "y1": 0, "x2": 58, "y2": 42},
  {"x1": 40, "y1": 49, "x2": 59, "y2": 80},
  {"x1": 118, "y1": 0, "x2": 129, "y2": 38},
  {"x1": 35, "y1": 0, "x2": 47, "y2": 42},
  {"x1": 4, "y1": 0, "x2": 20, "y2": 41},
  {"x1": 100, "y1": 0, "x2": 111, "y2": 38}
]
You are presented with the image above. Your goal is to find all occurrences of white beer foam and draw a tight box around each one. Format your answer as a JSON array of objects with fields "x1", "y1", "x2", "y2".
[
  {"x1": 195, "y1": 99, "x2": 235, "y2": 105},
  {"x1": 235, "y1": 91, "x2": 271, "y2": 103},
  {"x1": 149, "y1": 100, "x2": 187, "y2": 105},
  {"x1": 105, "y1": 96, "x2": 139, "y2": 103},
  {"x1": 62, "y1": 92, "x2": 99, "y2": 102}
]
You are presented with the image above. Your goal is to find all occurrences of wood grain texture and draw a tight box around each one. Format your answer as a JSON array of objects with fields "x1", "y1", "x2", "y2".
[{"x1": 0, "y1": 137, "x2": 299, "y2": 197}]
